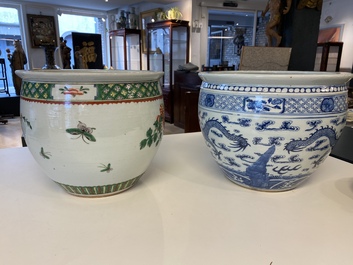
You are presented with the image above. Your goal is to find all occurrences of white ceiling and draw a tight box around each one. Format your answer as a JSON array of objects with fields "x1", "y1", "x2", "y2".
[
  {"x1": 17, "y1": 0, "x2": 267, "y2": 12},
  {"x1": 18, "y1": 0, "x2": 181, "y2": 11}
]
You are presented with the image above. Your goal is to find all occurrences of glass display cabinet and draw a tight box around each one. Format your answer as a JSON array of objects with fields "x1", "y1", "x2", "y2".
[
  {"x1": 147, "y1": 20, "x2": 190, "y2": 122},
  {"x1": 109, "y1": 29, "x2": 142, "y2": 70}
]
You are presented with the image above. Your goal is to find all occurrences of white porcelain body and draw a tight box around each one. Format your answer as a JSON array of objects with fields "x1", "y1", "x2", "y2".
[
  {"x1": 198, "y1": 71, "x2": 353, "y2": 191},
  {"x1": 17, "y1": 69, "x2": 164, "y2": 196}
]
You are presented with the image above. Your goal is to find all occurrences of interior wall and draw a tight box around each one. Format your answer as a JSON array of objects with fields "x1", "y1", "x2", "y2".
[
  {"x1": 320, "y1": 0, "x2": 353, "y2": 71},
  {"x1": 21, "y1": 4, "x2": 58, "y2": 69}
]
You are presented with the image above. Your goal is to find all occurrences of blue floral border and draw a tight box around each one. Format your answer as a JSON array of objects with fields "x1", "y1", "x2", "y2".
[{"x1": 201, "y1": 82, "x2": 347, "y2": 94}]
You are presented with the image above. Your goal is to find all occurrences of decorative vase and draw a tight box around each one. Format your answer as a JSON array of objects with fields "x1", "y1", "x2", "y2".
[
  {"x1": 198, "y1": 71, "x2": 353, "y2": 191},
  {"x1": 125, "y1": 11, "x2": 131, "y2": 28},
  {"x1": 156, "y1": 11, "x2": 165, "y2": 21},
  {"x1": 128, "y1": 7, "x2": 138, "y2": 29},
  {"x1": 16, "y1": 69, "x2": 164, "y2": 197},
  {"x1": 118, "y1": 10, "x2": 126, "y2": 29}
]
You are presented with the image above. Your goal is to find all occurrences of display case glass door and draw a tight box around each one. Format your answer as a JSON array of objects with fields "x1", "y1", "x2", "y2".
[
  {"x1": 147, "y1": 20, "x2": 189, "y2": 122},
  {"x1": 109, "y1": 29, "x2": 142, "y2": 70}
]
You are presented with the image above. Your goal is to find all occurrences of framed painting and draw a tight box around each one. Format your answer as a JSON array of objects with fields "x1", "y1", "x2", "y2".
[
  {"x1": 318, "y1": 24, "x2": 344, "y2": 43},
  {"x1": 72, "y1": 32, "x2": 103, "y2": 69},
  {"x1": 27, "y1": 14, "x2": 57, "y2": 48},
  {"x1": 140, "y1": 8, "x2": 162, "y2": 53}
]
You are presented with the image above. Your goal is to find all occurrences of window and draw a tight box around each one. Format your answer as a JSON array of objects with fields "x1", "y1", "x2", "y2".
[
  {"x1": 207, "y1": 9, "x2": 256, "y2": 70},
  {"x1": 0, "y1": 5, "x2": 21, "y2": 94}
]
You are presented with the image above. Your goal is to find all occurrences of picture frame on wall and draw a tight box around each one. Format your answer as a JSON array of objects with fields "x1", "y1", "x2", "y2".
[
  {"x1": 27, "y1": 14, "x2": 57, "y2": 48},
  {"x1": 318, "y1": 24, "x2": 344, "y2": 43},
  {"x1": 140, "y1": 8, "x2": 163, "y2": 54}
]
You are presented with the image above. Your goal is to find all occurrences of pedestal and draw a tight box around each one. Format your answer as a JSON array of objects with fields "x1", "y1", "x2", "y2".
[{"x1": 41, "y1": 45, "x2": 60, "y2": 70}]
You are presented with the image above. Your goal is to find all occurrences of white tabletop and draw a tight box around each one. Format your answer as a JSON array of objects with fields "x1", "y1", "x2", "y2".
[{"x1": 1, "y1": 132, "x2": 353, "y2": 265}]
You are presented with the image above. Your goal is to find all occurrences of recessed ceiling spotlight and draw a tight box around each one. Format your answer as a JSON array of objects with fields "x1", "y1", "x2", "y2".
[{"x1": 105, "y1": 0, "x2": 108, "y2": 2}]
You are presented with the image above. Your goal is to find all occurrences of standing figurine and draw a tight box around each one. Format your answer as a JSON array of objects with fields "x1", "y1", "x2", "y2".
[
  {"x1": 6, "y1": 40, "x2": 27, "y2": 95},
  {"x1": 60, "y1": 37, "x2": 72, "y2": 69},
  {"x1": 262, "y1": 0, "x2": 292, "y2": 47}
]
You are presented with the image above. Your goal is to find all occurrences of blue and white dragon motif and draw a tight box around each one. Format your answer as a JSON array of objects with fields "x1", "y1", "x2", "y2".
[
  {"x1": 201, "y1": 119, "x2": 250, "y2": 154},
  {"x1": 284, "y1": 126, "x2": 339, "y2": 153},
  {"x1": 200, "y1": 113, "x2": 341, "y2": 190}
]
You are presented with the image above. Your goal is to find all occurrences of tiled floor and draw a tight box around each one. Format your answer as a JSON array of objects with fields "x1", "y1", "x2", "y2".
[
  {"x1": 0, "y1": 116, "x2": 23, "y2": 148},
  {"x1": 0, "y1": 116, "x2": 184, "y2": 149}
]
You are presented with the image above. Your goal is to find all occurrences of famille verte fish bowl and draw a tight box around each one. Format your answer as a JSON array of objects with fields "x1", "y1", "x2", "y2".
[
  {"x1": 16, "y1": 69, "x2": 164, "y2": 197},
  {"x1": 198, "y1": 71, "x2": 353, "y2": 192}
]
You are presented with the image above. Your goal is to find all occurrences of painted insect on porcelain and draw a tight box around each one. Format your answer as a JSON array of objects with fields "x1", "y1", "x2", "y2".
[
  {"x1": 198, "y1": 71, "x2": 353, "y2": 191},
  {"x1": 17, "y1": 69, "x2": 164, "y2": 197}
]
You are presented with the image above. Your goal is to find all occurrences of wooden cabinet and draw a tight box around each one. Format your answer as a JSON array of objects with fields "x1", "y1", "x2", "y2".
[
  {"x1": 147, "y1": 20, "x2": 190, "y2": 123},
  {"x1": 109, "y1": 29, "x2": 142, "y2": 70},
  {"x1": 174, "y1": 71, "x2": 202, "y2": 133}
]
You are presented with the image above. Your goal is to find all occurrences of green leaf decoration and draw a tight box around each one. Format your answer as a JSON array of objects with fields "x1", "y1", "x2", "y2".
[
  {"x1": 146, "y1": 128, "x2": 153, "y2": 137},
  {"x1": 139, "y1": 104, "x2": 164, "y2": 150},
  {"x1": 140, "y1": 139, "x2": 147, "y2": 149},
  {"x1": 153, "y1": 133, "x2": 158, "y2": 142},
  {"x1": 147, "y1": 137, "x2": 153, "y2": 147}
]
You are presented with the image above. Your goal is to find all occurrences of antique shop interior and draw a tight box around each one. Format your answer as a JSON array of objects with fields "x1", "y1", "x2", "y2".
[
  {"x1": 0, "y1": 0, "x2": 353, "y2": 148},
  {"x1": 2, "y1": 1, "x2": 353, "y2": 263}
]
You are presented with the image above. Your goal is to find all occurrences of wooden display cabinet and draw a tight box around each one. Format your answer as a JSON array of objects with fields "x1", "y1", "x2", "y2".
[
  {"x1": 147, "y1": 20, "x2": 190, "y2": 123},
  {"x1": 109, "y1": 29, "x2": 142, "y2": 70},
  {"x1": 173, "y1": 71, "x2": 202, "y2": 133}
]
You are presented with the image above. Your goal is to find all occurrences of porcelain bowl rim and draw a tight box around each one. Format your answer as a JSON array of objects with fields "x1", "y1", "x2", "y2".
[
  {"x1": 15, "y1": 69, "x2": 164, "y2": 83},
  {"x1": 198, "y1": 70, "x2": 353, "y2": 87}
]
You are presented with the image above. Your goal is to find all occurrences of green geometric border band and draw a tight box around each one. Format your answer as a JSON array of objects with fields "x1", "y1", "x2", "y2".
[
  {"x1": 21, "y1": 81, "x2": 161, "y2": 100},
  {"x1": 56, "y1": 174, "x2": 142, "y2": 197}
]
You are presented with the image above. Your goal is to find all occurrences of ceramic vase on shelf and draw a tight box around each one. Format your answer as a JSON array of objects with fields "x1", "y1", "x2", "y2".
[
  {"x1": 198, "y1": 71, "x2": 353, "y2": 192},
  {"x1": 128, "y1": 7, "x2": 138, "y2": 29},
  {"x1": 117, "y1": 10, "x2": 126, "y2": 29},
  {"x1": 16, "y1": 69, "x2": 164, "y2": 197},
  {"x1": 125, "y1": 11, "x2": 131, "y2": 28}
]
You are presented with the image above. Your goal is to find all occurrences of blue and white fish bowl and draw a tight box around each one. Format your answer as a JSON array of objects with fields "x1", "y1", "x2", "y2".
[
  {"x1": 16, "y1": 70, "x2": 164, "y2": 197},
  {"x1": 198, "y1": 71, "x2": 353, "y2": 191}
]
